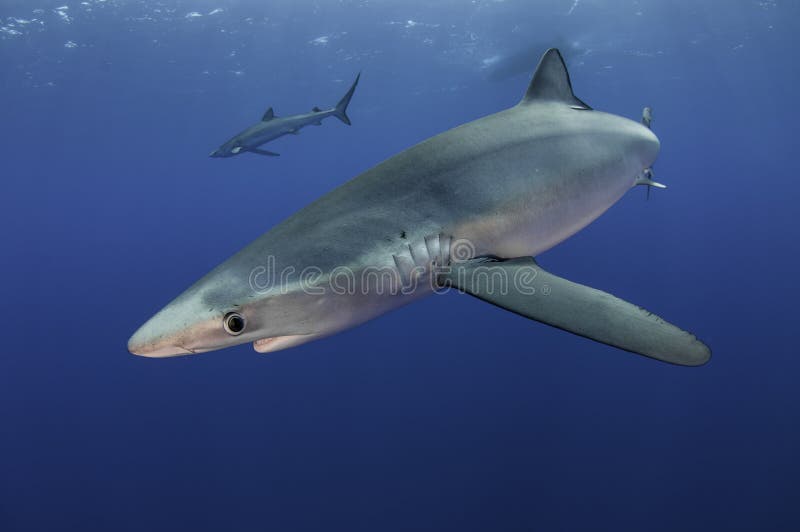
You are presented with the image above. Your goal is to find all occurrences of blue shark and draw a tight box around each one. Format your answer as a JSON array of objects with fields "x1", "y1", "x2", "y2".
[
  {"x1": 130, "y1": 49, "x2": 709, "y2": 366},
  {"x1": 210, "y1": 73, "x2": 360, "y2": 158}
]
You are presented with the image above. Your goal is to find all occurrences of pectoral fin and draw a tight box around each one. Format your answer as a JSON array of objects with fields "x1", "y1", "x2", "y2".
[
  {"x1": 636, "y1": 168, "x2": 666, "y2": 190},
  {"x1": 246, "y1": 148, "x2": 280, "y2": 157},
  {"x1": 439, "y1": 257, "x2": 710, "y2": 366}
]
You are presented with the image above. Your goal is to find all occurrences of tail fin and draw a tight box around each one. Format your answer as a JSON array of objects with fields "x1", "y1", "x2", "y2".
[{"x1": 333, "y1": 72, "x2": 360, "y2": 125}]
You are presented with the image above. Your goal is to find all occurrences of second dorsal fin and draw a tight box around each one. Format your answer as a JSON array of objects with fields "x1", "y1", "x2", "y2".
[{"x1": 520, "y1": 48, "x2": 591, "y2": 109}]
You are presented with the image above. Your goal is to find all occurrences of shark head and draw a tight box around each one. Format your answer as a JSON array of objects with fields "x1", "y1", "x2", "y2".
[
  {"x1": 209, "y1": 140, "x2": 242, "y2": 158},
  {"x1": 127, "y1": 255, "x2": 333, "y2": 357}
]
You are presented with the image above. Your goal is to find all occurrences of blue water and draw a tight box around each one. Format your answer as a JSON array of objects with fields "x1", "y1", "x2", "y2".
[{"x1": 2, "y1": 1, "x2": 798, "y2": 530}]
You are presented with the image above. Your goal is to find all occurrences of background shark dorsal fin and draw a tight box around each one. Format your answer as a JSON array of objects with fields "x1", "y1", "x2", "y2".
[
  {"x1": 521, "y1": 48, "x2": 591, "y2": 109},
  {"x1": 262, "y1": 107, "x2": 275, "y2": 121}
]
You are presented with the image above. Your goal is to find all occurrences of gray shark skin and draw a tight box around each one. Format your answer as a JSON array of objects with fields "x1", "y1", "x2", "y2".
[
  {"x1": 130, "y1": 49, "x2": 710, "y2": 366},
  {"x1": 210, "y1": 73, "x2": 360, "y2": 158}
]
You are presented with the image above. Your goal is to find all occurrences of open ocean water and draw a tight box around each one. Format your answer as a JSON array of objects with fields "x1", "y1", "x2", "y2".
[{"x1": 1, "y1": 1, "x2": 798, "y2": 530}]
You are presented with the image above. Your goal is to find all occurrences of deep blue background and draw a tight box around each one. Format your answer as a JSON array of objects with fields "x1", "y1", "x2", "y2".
[{"x1": 2, "y1": 1, "x2": 798, "y2": 530}]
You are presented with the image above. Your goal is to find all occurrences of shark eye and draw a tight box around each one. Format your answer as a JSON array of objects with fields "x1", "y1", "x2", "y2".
[{"x1": 223, "y1": 312, "x2": 246, "y2": 335}]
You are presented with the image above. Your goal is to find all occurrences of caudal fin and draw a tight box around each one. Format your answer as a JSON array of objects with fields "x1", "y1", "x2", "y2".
[{"x1": 332, "y1": 72, "x2": 360, "y2": 125}]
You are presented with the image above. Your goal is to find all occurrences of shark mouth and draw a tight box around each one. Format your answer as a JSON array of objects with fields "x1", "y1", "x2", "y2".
[{"x1": 253, "y1": 334, "x2": 317, "y2": 354}]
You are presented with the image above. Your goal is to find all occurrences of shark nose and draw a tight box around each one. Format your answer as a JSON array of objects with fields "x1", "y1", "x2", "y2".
[
  {"x1": 128, "y1": 333, "x2": 193, "y2": 357},
  {"x1": 128, "y1": 318, "x2": 193, "y2": 358}
]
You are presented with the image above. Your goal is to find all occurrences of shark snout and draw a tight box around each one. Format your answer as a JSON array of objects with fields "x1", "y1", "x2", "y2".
[
  {"x1": 128, "y1": 298, "x2": 219, "y2": 358},
  {"x1": 128, "y1": 290, "x2": 252, "y2": 358},
  {"x1": 128, "y1": 311, "x2": 202, "y2": 358},
  {"x1": 128, "y1": 320, "x2": 195, "y2": 358},
  {"x1": 128, "y1": 338, "x2": 194, "y2": 357}
]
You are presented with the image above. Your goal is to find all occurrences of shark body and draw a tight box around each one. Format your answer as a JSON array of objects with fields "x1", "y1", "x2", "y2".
[
  {"x1": 210, "y1": 73, "x2": 360, "y2": 158},
  {"x1": 131, "y1": 49, "x2": 710, "y2": 366}
]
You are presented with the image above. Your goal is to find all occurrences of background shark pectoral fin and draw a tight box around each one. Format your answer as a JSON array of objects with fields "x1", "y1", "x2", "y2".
[
  {"x1": 246, "y1": 148, "x2": 280, "y2": 157},
  {"x1": 440, "y1": 258, "x2": 711, "y2": 366}
]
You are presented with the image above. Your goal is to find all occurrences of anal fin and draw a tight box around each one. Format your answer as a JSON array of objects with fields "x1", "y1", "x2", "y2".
[{"x1": 439, "y1": 257, "x2": 711, "y2": 366}]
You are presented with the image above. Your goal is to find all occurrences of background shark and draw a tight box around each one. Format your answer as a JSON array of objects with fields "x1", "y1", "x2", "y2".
[
  {"x1": 130, "y1": 49, "x2": 709, "y2": 366},
  {"x1": 210, "y1": 73, "x2": 360, "y2": 157}
]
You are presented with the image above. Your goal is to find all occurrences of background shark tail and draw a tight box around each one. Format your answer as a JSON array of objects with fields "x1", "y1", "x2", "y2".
[{"x1": 332, "y1": 72, "x2": 360, "y2": 125}]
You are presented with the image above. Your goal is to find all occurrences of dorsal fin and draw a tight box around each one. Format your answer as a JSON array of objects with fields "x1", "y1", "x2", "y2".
[
  {"x1": 520, "y1": 48, "x2": 591, "y2": 109},
  {"x1": 262, "y1": 107, "x2": 275, "y2": 121}
]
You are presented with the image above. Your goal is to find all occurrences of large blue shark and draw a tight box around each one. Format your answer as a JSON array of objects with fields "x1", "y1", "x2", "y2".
[
  {"x1": 130, "y1": 49, "x2": 710, "y2": 366},
  {"x1": 210, "y1": 73, "x2": 360, "y2": 158}
]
